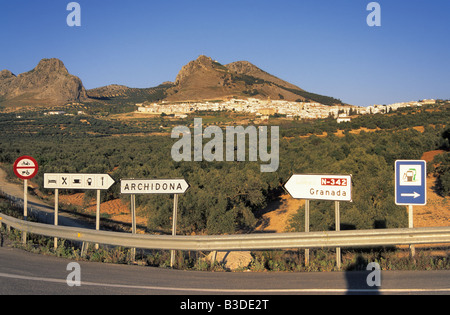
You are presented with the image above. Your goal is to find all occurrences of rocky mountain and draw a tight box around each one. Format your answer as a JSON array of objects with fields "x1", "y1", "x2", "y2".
[
  {"x1": 86, "y1": 84, "x2": 130, "y2": 99},
  {"x1": 164, "y1": 55, "x2": 343, "y2": 105},
  {"x1": 225, "y1": 60, "x2": 303, "y2": 92},
  {"x1": 0, "y1": 58, "x2": 87, "y2": 107},
  {"x1": 0, "y1": 55, "x2": 343, "y2": 109}
]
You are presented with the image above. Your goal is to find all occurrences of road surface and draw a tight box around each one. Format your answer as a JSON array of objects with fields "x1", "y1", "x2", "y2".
[
  {"x1": 1, "y1": 167, "x2": 449, "y2": 297},
  {"x1": 0, "y1": 245, "x2": 449, "y2": 296}
]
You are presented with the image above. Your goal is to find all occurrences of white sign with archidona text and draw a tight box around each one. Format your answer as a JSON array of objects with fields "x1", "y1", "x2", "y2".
[{"x1": 121, "y1": 179, "x2": 189, "y2": 195}]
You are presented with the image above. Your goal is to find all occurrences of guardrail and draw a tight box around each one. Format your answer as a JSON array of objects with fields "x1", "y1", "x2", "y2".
[
  {"x1": 1, "y1": 213, "x2": 450, "y2": 251},
  {"x1": 0, "y1": 189, "x2": 52, "y2": 223}
]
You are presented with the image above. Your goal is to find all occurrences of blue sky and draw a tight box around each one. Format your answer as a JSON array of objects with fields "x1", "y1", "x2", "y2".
[{"x1": 1, "y1": 0, "x2": 449, "y2": 106}]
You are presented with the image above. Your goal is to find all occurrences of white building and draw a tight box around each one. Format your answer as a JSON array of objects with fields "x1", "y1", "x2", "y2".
[{"x1": 337, "y1": 115, "x2": 351, "y2": 123}]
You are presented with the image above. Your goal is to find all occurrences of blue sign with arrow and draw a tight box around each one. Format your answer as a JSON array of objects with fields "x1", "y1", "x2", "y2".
[{"x1": 395, "y1": 160, "x2": 427, "y2": 206}]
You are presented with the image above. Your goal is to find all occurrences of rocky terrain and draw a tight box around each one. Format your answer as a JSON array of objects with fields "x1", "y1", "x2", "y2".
[
  {"x1": 0, "y1": 58, "x2": 87, "y2": 107},
  {"x1": 165, "y1": 55, "x2": 339, "y2": 104},
  {"x1": 226, "y1": 60, "x2": 303, "y2": 92},
  {"x1": 1, "y1": 55, "x2": 343, "y2": 108},
  {"x1": 86, "y1": 84, "x2": 130, "y2": 99}
]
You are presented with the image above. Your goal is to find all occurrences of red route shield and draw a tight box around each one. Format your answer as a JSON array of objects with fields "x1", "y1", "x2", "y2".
[{"x1": 13, "y1": 156, "x2": 39, "y2": 180}]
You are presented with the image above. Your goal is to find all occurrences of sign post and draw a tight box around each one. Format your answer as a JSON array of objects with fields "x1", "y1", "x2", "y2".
[
  {"x1": 13, "y1": 156, "x2": 39, "y2": 244},
  {"x1": 44, "y1": 173, "x2": 115, "y2": 249},
  {"x1": 121, "y1": 178, "x2": 189, "y2": 267},
  {"x1": 335, "y1": 201, "x2": 341, "y2": 269},
  {"x1": 304, "y1": 200, "x2": 310, "y2": 266},
  {"x1": 130, "y1": 194, "x2": 137, "y2": 260},
  {"x1": 54, "y1": 188, "x2": 58, "y2": 249},
  {"x1": 171, "y1": 194, "x2": 179, "y2": 267},
  {"x1": 284, "y1": 174, "x2": 352, "y2": 269},
  {"x1": 395, "y1": 160, "x2": 427, "y2": 258}
]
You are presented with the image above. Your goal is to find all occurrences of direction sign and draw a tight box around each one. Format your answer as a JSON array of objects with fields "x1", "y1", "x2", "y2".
[
  {"x1": 284, "y1": 174, "x2": 352, "y2": 201},
  {"x1": 44, "y1": 173, "x2": 115, "y2": 190},
  {"x1": 395, "y1": 160, "x2": 426, "y2": 205},
  {"x1": 121, "y1": 179, "x2": 190, "y2": 195},
  {"x1": 13, "y1": 156, "x2": 39, "y2": 180}
]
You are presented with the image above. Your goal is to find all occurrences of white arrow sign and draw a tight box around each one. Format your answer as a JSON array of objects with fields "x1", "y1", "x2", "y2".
[
  {"x1": 284, "y1": 174, "x2": 352, "y2": 201},
  {"x1": 401, "y1": 192, "x2": 421, "y2": 199},
  {"x1": 44, "y1": 173, "x2": 115, "y2": 190},
  {"x1": 121, "y1": 179, "x2": 190, "y2": 195}
]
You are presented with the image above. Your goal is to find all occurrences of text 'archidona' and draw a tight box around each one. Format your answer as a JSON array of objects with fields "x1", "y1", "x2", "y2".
[{"x1": 123, "y1": 182, "x2": 183, "y2": 192}]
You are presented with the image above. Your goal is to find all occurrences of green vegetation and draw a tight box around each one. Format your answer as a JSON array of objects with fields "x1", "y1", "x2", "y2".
[
  {"x1": 0, "y1": 103, "x2": 448, "y2": 237},
  {"x1": 86, "y1": 84, "x2": 171, "y2": 115},
  {"x1": 228, "y1": 71, "x2": 344, "y2": 105},
  {"x1": 282, "y1": 103, "x2": 450, "y2": 138},
  {"x1": 430, "y1": 151, "x2": 450, "y2": 196},
  {"x1": 279, "y1": 86, "x2": 343, "y2": 105}
]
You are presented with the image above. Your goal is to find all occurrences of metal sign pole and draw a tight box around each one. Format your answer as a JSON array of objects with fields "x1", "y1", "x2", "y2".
[
  {"x1": 54, "y1": 189, "x2": 59, "y2": 249},
  {"x1": 119, "y1": 178, "x2": 189, "y2": 266},
  {"x1": 335, "y1": 201, "x2": 341, "y2": 270},
  {"x1": 14, "y1": 156, "x2": 39, "y2": 244},
  {"x1": 95, "y1": 189, "x2": 100, "y2": 250},
  {"x1": 24, "y1": 179, "x2": 28, "y2": 219},
  {"x1": 22, "y1": 179, "x2": 28, "y2": 244},
  {"x1": 131, "y1": 195, "x2": 137, "y2": 235},
  {"x1": 305, "y1": 200, "x2": 310, "y2": 267},
  {"x1": 170, "y1": 194, "x2": 179, "y2": 268},
  {"x1": 408, "y1": 205, "x2": 416, "y2": 258},
  {"x1": 131, "y1": 194, "x2": 136, "y2": 261}
]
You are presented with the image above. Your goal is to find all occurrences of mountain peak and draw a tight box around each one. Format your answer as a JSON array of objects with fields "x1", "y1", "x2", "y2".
[
  {"x1": 0, "y1": 69, "x2": 16, "y2": 79},
  {"x1": 165, "y1": 55, "x2": 312, "y2": 102},
  {"x1": 174, "y1": 55, "x2": 220, "y2": 86},
  {"x1": 0, "y1": 58, "x2": 86, "y2": 107},
  {"x1": 35, "y1": 58, "x2": 69, "y2": 74},
  {"x1": 196, "y1": 55, "x2": 214, "y2": 64}
]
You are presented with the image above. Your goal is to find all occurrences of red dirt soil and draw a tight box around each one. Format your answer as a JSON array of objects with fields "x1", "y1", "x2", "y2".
[{"x1": 58, "y1": 193, "x2": 147, "y2": 229}]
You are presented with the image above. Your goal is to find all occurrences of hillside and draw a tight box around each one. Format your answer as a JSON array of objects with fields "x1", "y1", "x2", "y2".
[
  {"x1": 1, "y1": 56, "x2": 344, "y2": 109},
  {"x1": 226, "y1": 60, "x2": 304, "y2": 92},
  {"x1": 86, "y1": 83, "x2": 170, "y2": 105},
  {"x1": 0, "y1": 100, "x2": 447, "y2": 235},
  {"x1": 164, "y1": 55, "x2": 343, "y2": 105},
  {"x1": 0, "y1": 58, "x2": 87, "y2": 107}
]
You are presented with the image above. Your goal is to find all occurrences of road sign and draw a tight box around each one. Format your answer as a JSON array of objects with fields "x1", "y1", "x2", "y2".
[
  {"x1": 284, "y1": 174, "x2": 352, "y2": 201},
  {"x1": 13, "y1": 156, "x2": 39, "y2": 180},
  {"x1": 395, "y1": 160, "x2": 426, "y2": 206},
  {"x1": 120, "y1": 179, "x2": 190, "y2": 195},
  {"x1": 44, "y1": 173, "x2": 115, "y2": 190},
  {"x1": 120, "y1": 178, "x2": 190, "y2": 267}
]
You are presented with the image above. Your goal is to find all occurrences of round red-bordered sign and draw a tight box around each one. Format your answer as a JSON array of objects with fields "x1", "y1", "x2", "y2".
[{"x1": 13, "y1": 156, "x2": 39, "y2": 180}]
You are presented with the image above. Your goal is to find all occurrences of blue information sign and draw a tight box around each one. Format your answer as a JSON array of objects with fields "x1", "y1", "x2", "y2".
[{"x1": 395, "y1": 160, "x2": 427, "y2": 206}]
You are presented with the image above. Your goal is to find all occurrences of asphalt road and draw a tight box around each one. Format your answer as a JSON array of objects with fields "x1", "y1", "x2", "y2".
[
  {"x1": 1, "y1": 167, "x2": 449, "y2": 298},
  {"x1": 0, "y1": 245, "x2": 449, "y2": 296}
]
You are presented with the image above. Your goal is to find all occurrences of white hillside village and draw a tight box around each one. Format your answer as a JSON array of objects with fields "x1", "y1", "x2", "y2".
[{"x1": 136, "y1": 98, "x2": 436, "y2": 121}]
